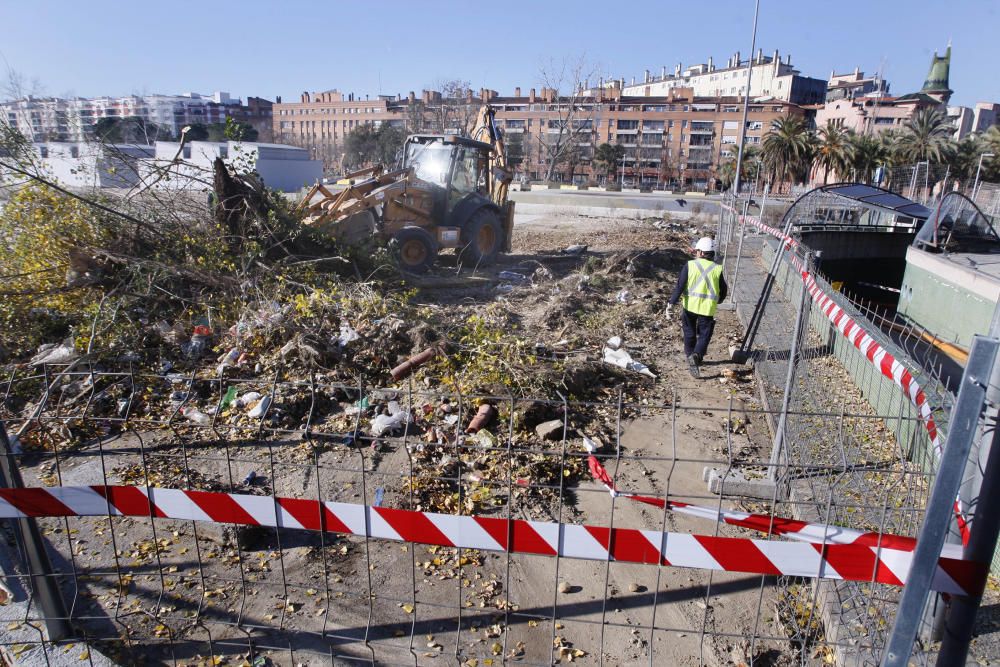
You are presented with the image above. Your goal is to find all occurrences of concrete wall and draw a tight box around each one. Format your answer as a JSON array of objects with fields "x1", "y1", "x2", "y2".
[{"x1": 897, "y1": 247, "x2": 1000, "y2": 351}]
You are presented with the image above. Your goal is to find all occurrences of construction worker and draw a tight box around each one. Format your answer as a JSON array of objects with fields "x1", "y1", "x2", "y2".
[{"x1": 665, "y1": 236, "x2": 728, "y2": 378}]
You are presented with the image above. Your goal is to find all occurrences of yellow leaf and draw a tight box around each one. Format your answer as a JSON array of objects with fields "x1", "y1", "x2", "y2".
[{"x1": 402, "y1": 603, "x2": 414, "y2": 614}]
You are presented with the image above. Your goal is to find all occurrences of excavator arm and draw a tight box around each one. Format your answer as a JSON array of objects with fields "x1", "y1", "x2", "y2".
[{"x1": 470, "y1": 104, "x2": 515, "y2": 251}]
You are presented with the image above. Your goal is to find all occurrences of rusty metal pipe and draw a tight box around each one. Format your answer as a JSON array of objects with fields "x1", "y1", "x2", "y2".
[
  {"x1": 465, "y1": 404, "x2": 496, "y2": 434},
  {"x1": 390, "y1": 345, "x2": 440, "y2": 381}
]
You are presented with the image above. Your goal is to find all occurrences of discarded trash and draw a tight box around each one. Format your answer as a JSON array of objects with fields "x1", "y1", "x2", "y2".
[
  {"x1": 474, "y1": 429, "x2": 498, "y2": 448},
  {"x1": 29, "y1": 339, "x2": 78, "y2": 366},
  {"x1": 220, "y1": 386, "x2": 238, "y2": 411},
  {"x1": 465, "y1": 404, "x2": 496, "y2": 434},
  {"x1": 582, "y1": 436, "x2": 599, "y2": 453},
  {"x1": 616, "y1": 289, "x2": 631, "y2": 304},
  {"x1": 602, "y1": 337, "x2": 656, "y2": 378},
  {"x1": 243, "y1": 471, "x2": 257, "y2": 486},
  {"x1": 498, "y1": 271, "x2": 530, "y2": 283},
  {"x1": 371, "y1": 412, "x2": 409, "y2": 437},
  {"x1": 373, "y1": 487, "x2": 384, "y2": 507},
  {"x1": 337, "y1": 323, "x2": 360, "y2": 348},
  {"x1": 217, "y1": 347, "x2": 239, "y2": 374},
  {"x1": 247, "y1": 395, "x2": 271, "y2": 418},
  {"x1": 0, "y1": 579, "x2": 12, "y2": 605},
  {"x1": 181, "y1": 407, "x2": 212, "y2": 426},
  {"x1": 169, "y1": 390, "x2": 191, "y2": 406},
  {"x1": 234, "y1": 391, "x2": 262, "y2": 409},
  {"x1": 391, "y1": 345, "x2": 441, "y2": 381},
  {"x1": 562, "y1": 244, "x2": 588, "y2": 255}
]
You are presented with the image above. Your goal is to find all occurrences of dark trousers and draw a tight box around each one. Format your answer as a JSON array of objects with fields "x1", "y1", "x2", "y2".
[{"x1": 680, "y1": 309, "x2": 716, "y2": 359}]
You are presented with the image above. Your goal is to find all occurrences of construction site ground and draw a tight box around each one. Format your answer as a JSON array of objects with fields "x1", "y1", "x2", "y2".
[{"x1": 3, "y1": 205, "x2": 994, "y2": 666}]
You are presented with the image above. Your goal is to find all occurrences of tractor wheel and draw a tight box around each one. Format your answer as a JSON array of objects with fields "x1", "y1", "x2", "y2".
[
  {"x1": 391, "y1": 227, "x2": 438, "y2": 274},
  {"x1": 460, "y1": 209, "x2": 503, "y2": 267}
]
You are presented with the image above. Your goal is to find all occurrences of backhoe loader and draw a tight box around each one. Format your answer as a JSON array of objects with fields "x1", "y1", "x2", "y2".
[{"x1": 296, "y1": 105, "x2": 514, "y2": 273}]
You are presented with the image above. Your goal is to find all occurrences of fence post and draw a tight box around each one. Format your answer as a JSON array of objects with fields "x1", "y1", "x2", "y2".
[
  {"x1": 883, "y1": 335, "x2": 999, "y2": 666},
  {"x1": 767, "y1": 252, "x2": 812, "y2": 487},
  {"x1": 0, "y1": 420, "x2": 72, "y2": 641},
  {"x1": 936, "y1": 305, "x2": 1000, "y2": 664}
]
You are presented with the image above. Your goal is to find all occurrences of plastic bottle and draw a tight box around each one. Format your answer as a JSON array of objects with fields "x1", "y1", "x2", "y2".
[
  {"x1": 219, "y1": 386, "x2": 238, "y2": 411},
  {"x1": 182, "y1": 407, "x2": 212, "y2": 426}
]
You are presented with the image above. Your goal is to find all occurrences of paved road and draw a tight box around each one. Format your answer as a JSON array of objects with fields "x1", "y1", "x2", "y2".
[{"x1": 511, "y1": 189, "x2": 722, "y2": 214}]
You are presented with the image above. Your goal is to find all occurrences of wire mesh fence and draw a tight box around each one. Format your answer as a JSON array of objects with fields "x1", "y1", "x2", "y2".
[
  {"x1": 0, "y1": 354, "x2": 981, "y2": 666},
  {"x1": 716, "y1": 195, "x2": 1000, "y2": 665}
]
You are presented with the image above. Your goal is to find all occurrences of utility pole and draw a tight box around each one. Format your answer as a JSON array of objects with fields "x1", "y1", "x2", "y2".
[{"x1": 730, "y1": 0, "x2": 761, "y2": 199}]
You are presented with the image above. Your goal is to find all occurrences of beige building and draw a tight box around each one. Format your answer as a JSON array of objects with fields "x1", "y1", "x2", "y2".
[{"x1": 274, "y1": 85, "x2": 802, "y2": 189}]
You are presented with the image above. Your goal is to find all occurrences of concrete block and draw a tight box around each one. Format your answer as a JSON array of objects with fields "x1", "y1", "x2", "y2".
[{"x1": 703, "y1": 466, "x2": 782, "y2": 500}]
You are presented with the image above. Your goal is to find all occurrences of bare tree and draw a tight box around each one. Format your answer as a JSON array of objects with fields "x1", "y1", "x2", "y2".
[
  {"x1": 535, "y1": 57, "x2": 598, "y2": 183},
  {"x1": 433, "y1": 79, "x2": 477, "y2": 136}
]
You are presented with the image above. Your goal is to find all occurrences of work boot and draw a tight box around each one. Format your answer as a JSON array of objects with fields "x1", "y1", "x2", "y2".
[{"x1": 686, "y1": 354, "x2": 700, "y2": 378}]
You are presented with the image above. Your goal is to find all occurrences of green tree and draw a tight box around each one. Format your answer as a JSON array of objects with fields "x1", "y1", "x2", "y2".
[
  {"x1": 894, "y1": 107, "x2": 954, "y2": 164},
  {"x1": 717, "y1": 146, "x2": 761, "y2": 191},
  {"x1": 980, "y1": 126, "x2": 1000, "y2": 182},
  {"x1": 183, "y1": 123, "x2": 210, "y2": 141},
  {"x1": 343, "y1": 123, "x2": 406, "y2": 170},
  {"x1": 92, "y1": 116, "x2": 171, "y2": 144},
  {"x1": 760, "y1": 116, "x2": 815, "y2": 191},
  {"x1": 206, "y1": 118, "x2": 258, "y2": 142},
  {"x1": 814, "y1": 122, "x2": 855, "y2": 184},
  {"x1": 505, "y1": 132, "x2": 525, "y2": 169},
  {"x1": 592, "y1": 143, "x2": 625, "y2": 181},
  {"x1": 849, "y1": 133, "x2": 889, "y2": 185}
]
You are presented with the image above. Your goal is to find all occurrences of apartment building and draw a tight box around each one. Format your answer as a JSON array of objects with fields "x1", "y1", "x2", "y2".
[
  {"x1": 604, "y1": 49, "x2": 826, "y2": 106},
  {"x1": 275, "y1": 86, "x2": 803, "y2": 188},
  {"x1": 1, "y1": 92, "x2": 273, "y2": 143},
  {"x1": 826, "y1": 68, "x2": 890, "y2": 102}
]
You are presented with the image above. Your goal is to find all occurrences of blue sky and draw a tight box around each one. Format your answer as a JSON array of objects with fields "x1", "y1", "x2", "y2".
[{"x1": 2, "y1": 0, "x2": 998, "y2": 107}]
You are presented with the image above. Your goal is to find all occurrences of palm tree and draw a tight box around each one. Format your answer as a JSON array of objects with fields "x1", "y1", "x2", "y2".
[
  {"x1": 849, "y1": 133, "x2": 888, "y2": 185},
  {"x1": 761, "y1": 116, "x2": 815, "y2": 192},
  {"x1": 717, "y1": 146, "x2": 761, "y2": 191},
  {"x1": 894, "y1": 108, "x2": 955, "y2": 164},
  {"x1": 814, "y1": 122, "x2": 855, "y2": 184}
]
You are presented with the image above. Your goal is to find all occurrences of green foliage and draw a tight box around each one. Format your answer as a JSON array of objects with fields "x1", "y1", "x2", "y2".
[
  {"x1": 592, "y1": 143, "x2": 625, "y2": 178},
  {"x1": 343, "y1": 123, "x2": 406, "y2": 171},
  {"x1": 92, "y1": 116, "x2": 171, "y2": 144},
  {"x1": 815, "y1": 122, "x2": 855, "y2": 184},
  {"x1": 505, "y1": 132, "x2": 525, "y2": 168},
  {"x1": 761, "y1": 116, "x2": 816, "y2": 189},
  {"x1": 893, "y1": 107, "x2": 953, "y2": 164},
  {"x1": 183, "y1": 123, "x2": 210, "y2": 141}
]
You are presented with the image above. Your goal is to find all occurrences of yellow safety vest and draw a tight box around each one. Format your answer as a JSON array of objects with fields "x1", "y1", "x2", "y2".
[{"x1": 682, "y1": 258, "x2": 723, "y2": 317}]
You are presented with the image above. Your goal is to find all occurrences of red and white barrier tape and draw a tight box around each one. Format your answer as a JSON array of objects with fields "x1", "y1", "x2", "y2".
[
  {"x1": 585, "y1": 455, "x2": 961, "y2": 557},
  {"x1": 0, "y1": 485, "x2": 983, "y2": 595},
  {"x1": 722, "y1": 205, "x2": 968, "y2": 541}
]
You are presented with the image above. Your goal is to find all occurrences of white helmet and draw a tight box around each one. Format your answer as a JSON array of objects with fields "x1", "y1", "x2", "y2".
[{"x1": 694, "y1": 237, "x2": 716, "y2": 253}]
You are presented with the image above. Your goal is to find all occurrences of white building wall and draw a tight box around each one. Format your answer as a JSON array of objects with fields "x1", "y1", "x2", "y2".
[
  {"x1": 30, "y1": 143, "x2": 153, "y2": 188},
  {"x1": 622, "y1": 56, "x2": 799, "y2": 99},
  {"x1": 142, "y1": 141, "x2": 320, "y2": 192}
]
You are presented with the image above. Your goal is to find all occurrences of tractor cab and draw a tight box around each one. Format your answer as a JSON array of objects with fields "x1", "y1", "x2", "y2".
[{"x1": 402, "y1": 134, "x2": 493, "y2": 219}]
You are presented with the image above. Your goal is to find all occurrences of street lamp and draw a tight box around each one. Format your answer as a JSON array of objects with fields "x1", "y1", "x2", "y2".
[{"x1": 973, "y1": 152, "x2": 995, "y2": 200}]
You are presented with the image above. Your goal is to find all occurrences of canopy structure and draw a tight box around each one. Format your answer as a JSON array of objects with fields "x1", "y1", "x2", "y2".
[
  {"x1": 914, "y1": 191, "x2": 1000, "y2": 253},
  {"x1": 781, "y1": 183, "x2": 931, "y2": 233}
]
